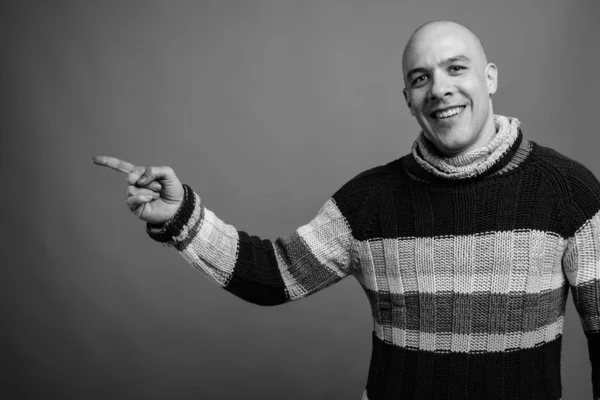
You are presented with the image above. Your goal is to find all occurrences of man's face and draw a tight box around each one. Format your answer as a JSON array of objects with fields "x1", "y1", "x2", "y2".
[{"x1": 403, "y1": 24, "x2": 498, "y2": 156}]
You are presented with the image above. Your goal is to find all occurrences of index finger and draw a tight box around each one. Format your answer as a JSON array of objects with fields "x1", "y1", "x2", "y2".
[{"x1": 92, "y1": 156, "x2": 137, "y2": 175}]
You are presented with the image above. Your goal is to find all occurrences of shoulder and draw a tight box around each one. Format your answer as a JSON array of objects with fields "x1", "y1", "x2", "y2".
[
  {"x1": 531, "y1": 142, "x2": 600, "y2": 190},
  {"x1": 331, "y1": 160, "x2": 400, "y2": 226},
  {"x1": 532, "y1": 142, "x2": 590, "y2": 171},
  {"x1": 532, "y1": 142, "x2": 600, "y2": 229}
]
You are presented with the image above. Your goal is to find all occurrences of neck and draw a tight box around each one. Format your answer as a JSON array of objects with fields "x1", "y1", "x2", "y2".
[{"x1": 411, "y1": 115, "x2": 523, "y2": 180}]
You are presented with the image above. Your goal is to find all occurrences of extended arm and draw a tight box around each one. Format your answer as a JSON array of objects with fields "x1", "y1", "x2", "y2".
[
  {"x1": 147, "y1": 183, "x2": 355, "y2": 305},
  {"x1": 92, "y1": 156, "x2": 357, "y2": 306}
]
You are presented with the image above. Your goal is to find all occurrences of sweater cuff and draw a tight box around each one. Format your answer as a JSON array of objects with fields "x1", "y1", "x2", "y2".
[{"x1": 146, "y1": 184, "x2": 196, "y2": 244}]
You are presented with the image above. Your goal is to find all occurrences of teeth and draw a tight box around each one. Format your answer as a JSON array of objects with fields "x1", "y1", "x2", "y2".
[{"x1": 435, "y1": 106, "x2": 463, "y2": 119}]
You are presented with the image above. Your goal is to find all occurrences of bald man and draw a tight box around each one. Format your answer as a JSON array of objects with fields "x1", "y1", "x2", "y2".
[{"x1": 94, "y1": 21, "x2": 600, "y2": 400}]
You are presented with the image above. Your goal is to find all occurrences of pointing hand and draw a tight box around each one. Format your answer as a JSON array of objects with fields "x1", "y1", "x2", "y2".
[{"x1": 92, "y1": 156, "x2": 184, "y2": 225}]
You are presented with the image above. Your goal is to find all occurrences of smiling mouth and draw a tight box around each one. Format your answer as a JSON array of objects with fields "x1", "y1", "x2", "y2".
[{"x1": 430, "y1": 106, "x2": 466, "y2": 120}]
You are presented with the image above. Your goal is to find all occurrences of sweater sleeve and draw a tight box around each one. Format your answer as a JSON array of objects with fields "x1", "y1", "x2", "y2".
[
  {"x1": 145, "y1": 182, "x2": 358, "y2": 306},
  {"x1": 561, "y1": 162, "x2": 600, "y2": 399}
]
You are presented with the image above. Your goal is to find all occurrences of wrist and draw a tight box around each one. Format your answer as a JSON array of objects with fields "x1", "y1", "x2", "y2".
[{"x1": 147, "y1": 184, "x2": 195, "y2": 243}]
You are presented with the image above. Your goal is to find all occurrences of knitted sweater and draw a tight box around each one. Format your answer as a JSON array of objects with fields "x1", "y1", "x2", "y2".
[{"x1": 148, "y1": 116, "x2": 600, "y2": 399}]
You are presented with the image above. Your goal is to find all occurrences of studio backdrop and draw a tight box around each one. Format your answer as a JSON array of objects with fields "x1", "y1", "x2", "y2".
[{"x1": 1, "y1": 1, "x2": 599, "y2": 399}]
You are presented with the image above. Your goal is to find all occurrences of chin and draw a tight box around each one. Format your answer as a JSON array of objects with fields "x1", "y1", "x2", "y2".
[{"x1": 438, "y1": 135, "x2": 481, "y2": 157}]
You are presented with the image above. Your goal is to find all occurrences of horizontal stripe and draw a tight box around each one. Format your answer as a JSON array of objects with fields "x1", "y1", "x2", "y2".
[
  {"x1": 227, "y1": 232, "x2": 287, "y2": 305},
  {"x1": 563, "y1": 210, "x2": 600, "y2": 286},
  {"x1": 364, "y1": 286, "x2": 568, "y2": 335},
  {"x1": 177, "y1": 194, "x2": 237, "y2": 286},
  {"x1": 352, "y1": 161, "x2": 579, "y2": 240},
  {"x1": 373, "y1": 316, "x2": 563, "y2": 353},
  {"x1": 571, "y1": 279, "x2": 600, "y2": 333},
  {"x1": 274, "y1": 198, "x2": 352, "y2": 300},
  {"x1": 356, "y1": 230, "x2": 567, "y2": 295},
  {"x1": 295, "y1": 198, "x2": 352, "y2": 278},
  {"x1": 365, "y1": 332, "x2": 563, "y2": 400}
]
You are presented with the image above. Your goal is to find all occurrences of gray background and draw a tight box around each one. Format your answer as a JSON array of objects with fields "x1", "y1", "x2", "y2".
[{"x1": 2, "y1": 0, "x2": 599, "y2": 399}]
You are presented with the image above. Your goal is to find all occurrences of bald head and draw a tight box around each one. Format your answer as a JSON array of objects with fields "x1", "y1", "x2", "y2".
[
  {"x1": 401, "y1": 20, "x2": 499, "y2": 157},
  {"x1": 402, "y1": 21, "x2": 488, "y2": 85}
]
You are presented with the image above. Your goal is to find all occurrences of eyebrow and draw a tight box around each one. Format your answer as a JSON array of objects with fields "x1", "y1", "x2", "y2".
[{"x1": 406, "y1": 54, "x2": 472, "y2": 80}]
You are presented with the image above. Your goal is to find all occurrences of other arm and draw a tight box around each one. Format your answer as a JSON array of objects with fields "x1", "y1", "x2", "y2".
[{"x1": 562, "y1": 163, "x2": 600, "y2": 399}]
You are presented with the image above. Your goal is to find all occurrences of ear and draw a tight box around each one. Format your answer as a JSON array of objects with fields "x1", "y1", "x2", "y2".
[
  {"x1": 485, "y1": 63, "x2": 498, "y2": 95},
  {"x1": 403, "y1": 88, "x2": 415, "y2": 116}
]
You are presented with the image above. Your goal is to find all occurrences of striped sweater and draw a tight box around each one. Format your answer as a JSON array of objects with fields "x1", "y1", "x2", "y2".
[{"x1": 148, "y1": 116, "x2": 600, "y2": 399}]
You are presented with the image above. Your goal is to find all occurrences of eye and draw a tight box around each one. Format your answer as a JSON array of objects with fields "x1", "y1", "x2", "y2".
[
  {"x1": 449, "y1": 65, "x2": 466, "y2": 73},
  {"x1": 412, "y1": 75, "x2": 428, "y2": 86}
]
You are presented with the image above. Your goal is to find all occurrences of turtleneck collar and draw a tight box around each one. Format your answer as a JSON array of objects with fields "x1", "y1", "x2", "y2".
[{"x1": 411, "y1": 115, "x2": 522, "y2": 180}]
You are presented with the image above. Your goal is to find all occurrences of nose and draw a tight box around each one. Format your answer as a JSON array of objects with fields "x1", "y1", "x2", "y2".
[{"x1": 428, "y1": 71, "x2": 454, "y2": 101}]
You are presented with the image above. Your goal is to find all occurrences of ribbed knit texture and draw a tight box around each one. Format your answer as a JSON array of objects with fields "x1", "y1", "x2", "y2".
[
  {"x1": 148, "y1": 115, "x2": 600, "y2": 399},
  {"x1": 413, "y1": 115, "x2": 521, "y2": 180}
]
